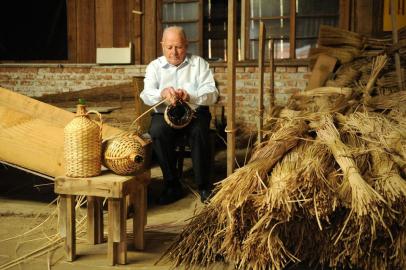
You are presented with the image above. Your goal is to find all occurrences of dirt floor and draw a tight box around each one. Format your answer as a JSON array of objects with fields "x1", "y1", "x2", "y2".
[{"x1": 0, "y1": 147, "x2": 236, "y2": 270}]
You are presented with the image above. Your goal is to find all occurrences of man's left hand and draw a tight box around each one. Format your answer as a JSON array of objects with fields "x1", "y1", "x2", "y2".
[{"x1": 176, "y1": 89, "x2": 190, "y2": 102}]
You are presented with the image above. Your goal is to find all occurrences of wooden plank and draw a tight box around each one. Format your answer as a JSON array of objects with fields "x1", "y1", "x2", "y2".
[
  {"x1": 113, "y1": 0, "x2": 130, "y2": 47},
  {"x1": 132, "y1": 0, "x2": 143, "y2": 64},
  {"x1": 67, "y1": 0, "x2": 77, "y2": 62},
  {"x1": 36, "y1": 83, "x2": 133, "y2": 103},
  {"x1": 96, "y1": 0, "x2": 114, "y2": 48},
  {"x1": 143, "y1": 0, "x2": 157, "y2": 63},
  {"x1": 339, "y1": 0, "x2": 351, "y2": 30},
  {"x1": 77, "y1": 0, "x2": 96, "y2": 62},
  {"x1": 0, "y1": 87, "x2": 121, "y2": 177},
  {"x1": 108, "y1": 198, "x2": 126, "y2": 265},
  {"x1": 240, "y1": 0, "x2": 249, "y2": 60},
  {"x1": 108, "y1": 199, "x2": 118, "y2": 265},
  {"x1": 227, "y1": 0, "x2": 237, "y2": 176},
  {"x1": 64, "y1": 106, "x2": 121, "y2": 113},
  {"x1": 133, "y1": 183, "x2": 147, "y2": 250},
  {"x1": 306, "y1": 54, "x2": 337, "y2": 90},
  {"x1": 257, "y1": 21, "x2": 265, "y2": 143}
]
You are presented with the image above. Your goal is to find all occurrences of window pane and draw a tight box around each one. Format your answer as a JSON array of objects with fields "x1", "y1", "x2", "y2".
[
  {"x1": 163, "y1": 22, "x2": 199, "y2": 40},
  {"x1": 249, "y1": 19, "x2": 290, "y2": 39},
  {"x1": 163, "y1": 2, "x2": 199, "y2": 21},
  {"x1": 295, "y1": 0, "x2": 339, "y2": 59},
  {"x1": 297, "y1": 0, "x2": 339, "y2": 15},
  {"x1": 250, "y1": 0, "x2": 290, "y2": 17},
  {"x1": 250, "y1": 39, "x2": 290, "y2": 59},
  {"x1": 187, "y1": 42, "x2": 199, "y2": 56}
]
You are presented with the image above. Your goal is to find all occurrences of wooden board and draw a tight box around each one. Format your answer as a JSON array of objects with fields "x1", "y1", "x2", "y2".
[
  {"x1": 0, "y1": 87, "x2": 122, "y2": 178},
  {"x1": 306, "y1": 54, "x2": 338, "y2": 90}
]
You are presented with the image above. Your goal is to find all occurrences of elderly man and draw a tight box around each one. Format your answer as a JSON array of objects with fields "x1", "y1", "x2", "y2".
[{"x1": 140, "y1": 26, "x2": 219, "y2": 204}]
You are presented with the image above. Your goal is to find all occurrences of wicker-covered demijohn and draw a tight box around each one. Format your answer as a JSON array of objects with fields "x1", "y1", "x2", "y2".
[
  {"x1": 102, "y1": 132, "x2": 151, "y2": 175},
  {"x1": 64, "y1": 104, "x2": 102, "y2": 177}
]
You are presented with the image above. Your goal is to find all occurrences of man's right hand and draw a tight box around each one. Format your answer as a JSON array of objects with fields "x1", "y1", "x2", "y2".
[{"x1": 161, "y1": 87, "x2": 178, "y2": 105}]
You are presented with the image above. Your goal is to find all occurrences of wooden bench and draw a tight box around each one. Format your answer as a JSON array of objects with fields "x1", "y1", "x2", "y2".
[{"x1": 54, "y1": 170, "x2": 150, "y2": 265}]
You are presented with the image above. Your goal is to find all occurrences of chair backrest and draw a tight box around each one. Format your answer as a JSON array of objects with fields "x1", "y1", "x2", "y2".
[{"x1": 133, "y1": 76, "x2": 151, "y2": 134}]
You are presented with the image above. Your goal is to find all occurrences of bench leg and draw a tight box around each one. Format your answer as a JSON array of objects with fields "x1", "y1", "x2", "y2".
[
  {"x1": 108, "y1": 198, "x2": 127, "y2": 265},
  {"x1": 59, "y1": 194, "x2": 76, "y2": 261},
  {"x1": 133, "y1": 183, "x2": 147, "y2": 250},
  {"x1": 87, "y1": 196, "x2": 104, "y2": 244}
]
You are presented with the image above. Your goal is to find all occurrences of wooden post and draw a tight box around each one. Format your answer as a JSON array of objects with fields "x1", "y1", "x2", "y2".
[
  {"x1": 226, "y1": 0, "x2": 237, "y2": 176},
  {"x1": 289, "y1": 0, "x2": 296, "y2": 59},
  {"x1": 269, "y1": 38, "x2": 275, "y2": 109},
  {"x1": 257, "y1": 21, "x2": 265, "y2": 143},
  {"x1": 390, "y1": 0, "x2": 405, "y2": 90}
]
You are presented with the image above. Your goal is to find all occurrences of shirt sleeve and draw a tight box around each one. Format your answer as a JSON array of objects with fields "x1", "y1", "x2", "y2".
[
  {"x1": 140, "y1": 62, "x2": 163, "y2": 106},
  {"x1": 188, "y1": 57, "x2": 219, "y2": 106}
]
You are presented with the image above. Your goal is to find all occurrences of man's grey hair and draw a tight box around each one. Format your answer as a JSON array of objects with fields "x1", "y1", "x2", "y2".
[{"x1": 162, "y1": 26, "x2": 188, "y2": 42}]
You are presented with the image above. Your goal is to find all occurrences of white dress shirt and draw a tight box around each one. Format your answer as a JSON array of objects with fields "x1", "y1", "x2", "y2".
[{"x1": 140, "y1": 54, "x2": 219, "y2": 112}]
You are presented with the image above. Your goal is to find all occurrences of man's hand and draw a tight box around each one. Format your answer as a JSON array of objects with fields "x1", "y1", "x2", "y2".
[
  {"x1": 161, "y1": 87, "x2": 190, "y2": 105},
  {"x1": 161, "y1": 87, "x2": 178, "y2": 105},
  {"x1": 176, "y1": 89, "x2": 190, "y2": 102}
]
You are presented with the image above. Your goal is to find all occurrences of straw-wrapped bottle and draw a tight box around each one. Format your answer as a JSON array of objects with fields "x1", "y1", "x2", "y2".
[
  {"x1": 102, "y1": 131, "x2": 151, "y2": 175},
  {"x1": 64, "y1": 102, "x2": 102, "y2": 177}
]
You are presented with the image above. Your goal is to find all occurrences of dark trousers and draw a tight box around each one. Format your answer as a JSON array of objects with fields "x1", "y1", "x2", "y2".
[{"x1": 149, "y1": 107, "x2": 212, "y2": 190}]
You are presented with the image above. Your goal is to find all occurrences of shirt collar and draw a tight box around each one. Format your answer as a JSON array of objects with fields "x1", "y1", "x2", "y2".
[{"x1": 159, "y1": 55, "x2": 191, "y2": 68}]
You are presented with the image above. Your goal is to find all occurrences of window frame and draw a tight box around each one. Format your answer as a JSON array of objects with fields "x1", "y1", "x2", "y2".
[{"x1": 240, "y1": 0, "x2": 351, "y2": 60}]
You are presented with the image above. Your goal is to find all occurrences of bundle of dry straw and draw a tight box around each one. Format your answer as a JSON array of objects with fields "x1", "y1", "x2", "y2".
[{"x1": 160, "y1": 27, "x2": 406, "y2": 270}]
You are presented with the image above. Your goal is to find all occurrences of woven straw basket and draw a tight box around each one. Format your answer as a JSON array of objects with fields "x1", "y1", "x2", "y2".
[
  {"x1": 64, "y1": 104, "x2": 102, "y2": 177},
  {"x1": 164, "y1": 100, "x2": 194, "y2": 129},
  {"x1": 102, "y1": 132, "x2": 151, "y2": 175}
]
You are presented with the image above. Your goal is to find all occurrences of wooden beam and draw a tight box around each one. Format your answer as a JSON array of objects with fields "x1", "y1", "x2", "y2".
[
  {"x1": 257, "y1": 21, "x2": 265, "y2": 143},
  {"x1": 226, "y1": 0, "x2": 236, "y2": 176}
]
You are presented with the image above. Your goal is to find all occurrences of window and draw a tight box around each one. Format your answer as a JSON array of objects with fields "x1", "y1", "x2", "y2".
[
  {"x1": 0, "y1": 0, "x2": 67, "y2": 60},
  {"x1": 245, "y1": 0, "x2": 340, "y2": 60},
  {"x1": 162, "y1": 0, "x2": 203, "y2": 56}
]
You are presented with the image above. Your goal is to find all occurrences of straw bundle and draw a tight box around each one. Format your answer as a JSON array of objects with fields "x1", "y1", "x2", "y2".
[
  {"x1": 309, "y1": 46, "x2": 359, "y2": 64},
  {"x1": 326, "y1": 66, "x2": 361, "y2": 87},
  {"x1": 318, "y1": 25, "x2": 364, "y2": 49},
  {"x1": 159, "y1": 26, "x2": 406, "y2": 270},
  {"x1": 316, "y1": 116, "x2": 385, "y2": 218}
]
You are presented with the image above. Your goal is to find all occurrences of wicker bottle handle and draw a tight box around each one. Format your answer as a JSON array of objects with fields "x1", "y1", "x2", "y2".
[{"x1": 85, "y1": 110, "x2": 103, "y2": 139}]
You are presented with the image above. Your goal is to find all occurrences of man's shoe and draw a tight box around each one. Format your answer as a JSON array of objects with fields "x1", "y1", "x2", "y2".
[
  {"x1": 157, "y1": 187, "x2": 184, "y2": 205},
  {"x1": 199, "y1": 189, "x2": 212, "y2": 203}
]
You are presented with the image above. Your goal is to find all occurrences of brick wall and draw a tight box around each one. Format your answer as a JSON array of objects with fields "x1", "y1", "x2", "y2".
[{"x1": 0, "y1": 63, "x2": 310, "y2": 127}]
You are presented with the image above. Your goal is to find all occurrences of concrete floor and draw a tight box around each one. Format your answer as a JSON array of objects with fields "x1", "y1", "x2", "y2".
[{"x1": 0, "y1": 149, "x2": 231, "y2": 270}]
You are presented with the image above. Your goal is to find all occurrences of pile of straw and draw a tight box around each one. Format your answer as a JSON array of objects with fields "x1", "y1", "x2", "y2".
[{"x1": 160, "y1": 28, "x2": 406, "y2": 270}]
